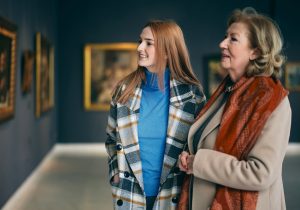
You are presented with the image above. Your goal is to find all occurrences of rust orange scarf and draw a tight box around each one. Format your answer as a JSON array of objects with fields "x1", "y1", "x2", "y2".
[
  {"x1": 208, "y1": 76, "x2": 287, "y2": 210},
  {"x1": 177, "y1": 75, "x2": 288, "y2": 210}
]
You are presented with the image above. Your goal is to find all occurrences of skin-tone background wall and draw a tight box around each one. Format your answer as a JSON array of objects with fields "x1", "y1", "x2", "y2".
[{"x1": 0, "y1": 0, "x2": 299, "y2": 207}]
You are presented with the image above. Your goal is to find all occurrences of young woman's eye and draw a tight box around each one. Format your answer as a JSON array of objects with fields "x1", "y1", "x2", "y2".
[{"x1": 147, "y1": 42, "x2": 153, "y2": 46}]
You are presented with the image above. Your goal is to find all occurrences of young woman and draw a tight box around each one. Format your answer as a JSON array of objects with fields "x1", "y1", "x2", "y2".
[{"x1": 105, "y1": 20, "x2": 206, "y2": 210}]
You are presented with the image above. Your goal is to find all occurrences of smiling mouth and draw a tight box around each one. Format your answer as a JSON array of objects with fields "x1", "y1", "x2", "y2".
[
  {"x1": 139, "y1": 53, "x2": 147, "y2": 57},
  {"x1": 139, "y1": 56, "x2": 148, "y2": 60},
  {"x1": 221, "y1": 54, "x2": 230, "y2": 60}
]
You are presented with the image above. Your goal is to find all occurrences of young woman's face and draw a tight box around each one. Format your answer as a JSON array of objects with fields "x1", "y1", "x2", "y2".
[
  {"x1": 137, "y1": 26, "x2": 157, "y2": 72},
  {"x1": 219, "y1": 22, "x2": 257, "y2": 82}
]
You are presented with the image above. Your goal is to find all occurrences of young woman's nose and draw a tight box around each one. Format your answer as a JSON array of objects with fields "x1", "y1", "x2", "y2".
[{"x1": 137, "y1": 42, "x2": 144, "y2": 52}]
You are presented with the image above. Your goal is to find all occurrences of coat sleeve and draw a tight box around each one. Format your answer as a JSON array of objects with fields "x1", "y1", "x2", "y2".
[
  {"x1": 177, "y1": 85, "x2": 206, "y2": 163},
  {"x1": 181, "y1": 85, "x2": 206, "y2": 155},
  {"x1": 193, "y1": 85, "x2": 206, "y2": 118},
  {"x1": 105, "y1": 98, "x2": 119, "y2": 182},
  {"x1": 192, "y1": 97, "x2": 291, "y2": 191}
]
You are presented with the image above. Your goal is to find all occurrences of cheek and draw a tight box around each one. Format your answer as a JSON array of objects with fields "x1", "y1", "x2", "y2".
[
  {"x1": 151, "y1": 51, "x2": 156, "y2": 59},
  {"x1": 148, "y1": 47, "x2": 156, "y2": 57},
  {"x1": 237, "y1": 56, "x2": 250, "y2": 68}
]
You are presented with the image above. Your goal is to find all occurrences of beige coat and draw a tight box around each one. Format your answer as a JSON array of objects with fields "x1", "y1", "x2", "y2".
[{"x1": 187, "y1": 94, "x2": 291, "y2": 210}]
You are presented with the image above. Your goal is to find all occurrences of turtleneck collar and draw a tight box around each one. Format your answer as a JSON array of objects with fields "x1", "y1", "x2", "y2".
[{"x1": 143, "y1": 68, "x2": 170, "y2": 90}]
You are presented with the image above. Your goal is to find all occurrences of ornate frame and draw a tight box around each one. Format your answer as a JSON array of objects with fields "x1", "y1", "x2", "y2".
[
  {"x1": 285, "y1": 62, "x2": 300, "y2": 91},
  {"x1": 84, "y1": 43, "x2": 137, "y2": 111},
  {"x1": 35, "y1": 32, "x2": 54, "y2": 117},
  {"x1": 203, "y1": 54, "x2": 227, "y2": 97},
  {"x1": 0, "y1": 16, "x2": 17, "y2": 122}
]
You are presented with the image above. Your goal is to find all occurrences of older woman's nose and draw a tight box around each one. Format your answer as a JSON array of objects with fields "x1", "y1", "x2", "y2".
[{"x1": 219, "y1": 38, "x2": 227, "y2": 49}]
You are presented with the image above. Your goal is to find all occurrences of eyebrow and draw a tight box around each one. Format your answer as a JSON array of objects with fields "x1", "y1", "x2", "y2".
[
  {"x1": 140, "y1": 37, "x2": 154, "y2": 42},
  {"x1": 228, "y1": 32, "x2": 240, "y2": 37}
]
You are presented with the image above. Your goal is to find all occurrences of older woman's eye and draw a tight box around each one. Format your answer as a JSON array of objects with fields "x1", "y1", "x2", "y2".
[
  {"x1": 138, "y1": 39, "x2": 142, "y2": 44},
  {"x1": 230, "y1": 37, "x2": 238, "y2": 42}
]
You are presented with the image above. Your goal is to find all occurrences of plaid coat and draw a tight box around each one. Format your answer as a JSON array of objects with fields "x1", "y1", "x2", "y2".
[{"x1": 105, "y1": 78, "x2": 205, "y2": 210}]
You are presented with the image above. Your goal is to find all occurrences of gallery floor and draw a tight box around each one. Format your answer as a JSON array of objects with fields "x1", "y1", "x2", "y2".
[{"x1": 2, "y1": 143, "x2": 300, "y2": 210}]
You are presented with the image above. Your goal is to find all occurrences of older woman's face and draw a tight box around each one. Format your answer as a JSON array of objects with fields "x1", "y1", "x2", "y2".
[{"x1": 219, "y1": 22, "x2": 257, "y2": 82}]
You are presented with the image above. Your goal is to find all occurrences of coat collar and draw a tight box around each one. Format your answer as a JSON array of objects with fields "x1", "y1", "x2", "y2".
[
  {"x1": 120, "y1": 78, "x2": 197, "y2": 190},
  {"x1": 124, "y1": 78, "x2": 195, "y2": 112},
  {"x1": 188, "y1": 93, "x2": 225, "y2": 154},
  {"x1": 123, "y1": 86, "x2": 142, "y2": 112}
]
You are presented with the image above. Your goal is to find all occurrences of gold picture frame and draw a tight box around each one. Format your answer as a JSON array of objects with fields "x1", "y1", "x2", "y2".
[
  {"x1": 203, "y1": 54, "x2": 227, "y2": 96},
  {"x1": 35, "y1": 32, "x2": 55, "y2": 117},
  {"x1": 0, "y1": 17, "x2": 16, "y2": 122},
  {"x1": 84, "y1": 43, "x2": 138, "y2": 111},
  {"x1": 21, "y1": 50, "x2": 34, "y2": 94},
  {"x1": 285, "y1": 62, "x2": 300, "y2": 91}
]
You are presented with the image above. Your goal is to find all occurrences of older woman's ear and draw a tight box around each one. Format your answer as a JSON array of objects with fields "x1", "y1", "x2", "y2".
[{"x1": 250, "y1": 48, "x2": 260, "y2": 61}]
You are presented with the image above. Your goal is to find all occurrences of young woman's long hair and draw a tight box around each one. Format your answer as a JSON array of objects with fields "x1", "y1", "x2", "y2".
[{"x1": 114, "y1": 20, "x2": 201, "y2": 104}]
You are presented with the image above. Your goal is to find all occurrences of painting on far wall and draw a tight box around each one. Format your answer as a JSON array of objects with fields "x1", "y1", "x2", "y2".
[
  {"x1": 203, "y1": 54, "x2": 227, "y2": 97},
  {"x1": 285, "y1": 62, "x2": 300, "y2": 91},
  {"x1": 84, "y1": 43, "x2": 138, "y2": 111},
  {"x1": 21, "y1": 50, "x2": 34, "y2": 94},
  {"x1": 35, "y1": 32, "x2": 54, "y2": 118},
  {"x1": 0, "y1": 16, "x2": 17, "y2": 122}
]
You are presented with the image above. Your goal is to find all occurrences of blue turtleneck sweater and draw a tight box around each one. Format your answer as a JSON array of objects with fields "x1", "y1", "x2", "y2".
[{"x1": 138, "y1": 68, "x2": 170, "y2": 196}]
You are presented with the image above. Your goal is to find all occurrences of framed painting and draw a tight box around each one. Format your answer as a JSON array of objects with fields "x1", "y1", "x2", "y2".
[
  {"x1": 84, "y1": 43, "x2": 138, "y2": 111},
  {"x1": 21, "y1": 50, "x2": 34, "y2": 94},
  {"x1": 0, "y1": 16, "x2": 17, "y2": 122},
  {"x1": 35, "y1": 32, "x2": 54, "y2": 117},
  {"x1": 285, "y1": 62, "x2": 300, "y2": 91},
  {"x1": 203, "y1": 54, "x2": 227, "y2": 97}
]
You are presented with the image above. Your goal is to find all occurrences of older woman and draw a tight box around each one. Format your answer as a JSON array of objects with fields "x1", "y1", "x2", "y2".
[{"x1": 179, "y1": 7, "x2": 291, "y2": 210}]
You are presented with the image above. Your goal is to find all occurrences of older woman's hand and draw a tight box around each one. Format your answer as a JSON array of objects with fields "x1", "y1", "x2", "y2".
[
  {"x1": 186, "y1": 154, "x2": 194, "y2": 174},
  {"x1": 179, "y1": 151, "x2": 189, "y2": 172},
  {"x1": 179, "y1": 151, "x2": 195, "y2": 174}
]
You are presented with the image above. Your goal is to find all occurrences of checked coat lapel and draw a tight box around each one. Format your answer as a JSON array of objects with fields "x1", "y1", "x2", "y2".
[
  {"x1": 119, "y1": 87, "x2": 144, "y2": 190},
  {"x1": 160, "y1": 79, "x2": 199, "y2": 186},
  {"x1": 119, "y1": 78, "x2": 199, "y2": 192}
]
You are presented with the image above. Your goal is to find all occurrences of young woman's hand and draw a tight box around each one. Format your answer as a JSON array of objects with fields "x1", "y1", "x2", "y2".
[{"x1": 112, "y1": 174, "x2": 120, "y2": 185}]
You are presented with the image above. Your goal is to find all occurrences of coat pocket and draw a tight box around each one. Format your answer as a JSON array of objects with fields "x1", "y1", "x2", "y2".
[{"x1": 112, "y1": 172, "x2": 145, "y2": 209}]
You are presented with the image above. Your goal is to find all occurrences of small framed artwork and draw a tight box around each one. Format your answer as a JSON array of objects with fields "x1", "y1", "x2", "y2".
[
  {"x1": 21, "y1": 50, "x2": 34, "y2": 94},
  {"x1": 35, "y1": 32, "x2": 54, "y2": 117},
  {"x1": 203, "y1": 54, "x2": 227, "y2": 97},
  {"x1": 0, "y1": 16, "x2": 17, "y2": 122},
  {"x1": 84, "y1": 43, "x2": 138, "y2": 111},
  {"x1": 285, "y1": 62, "x2": 300, "y2": 91}
]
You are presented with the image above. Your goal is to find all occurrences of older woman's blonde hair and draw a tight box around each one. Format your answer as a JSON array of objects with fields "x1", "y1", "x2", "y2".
[
  {"x1": 114, "y1": 20, "x2": 201, "y2": 104},
  {"x1": 228, "y1": 7, "x2": 285, "y2": 78}
]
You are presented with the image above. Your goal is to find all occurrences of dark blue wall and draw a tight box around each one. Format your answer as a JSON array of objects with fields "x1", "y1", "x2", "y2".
[
  {"x1": 1, "y1": 0, "x2": 299, "y2": 207},
  {"x1": 275, "y1": 0, "x2": 300, "y2": 144},
  {"x1": 57, "y1": 0, "x2": 262, "y2": 142},
  {"x1": 58, "y1": 0, "x2": 300, "y2": 143},
  {"x1": 0, "y1": 0, "x2": 58, "y2": 206}
]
